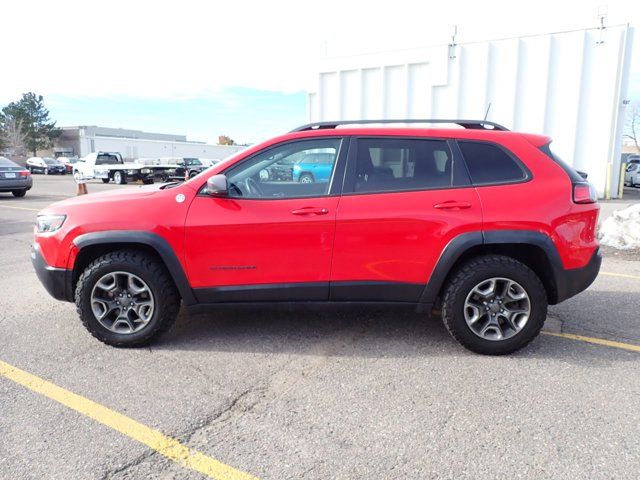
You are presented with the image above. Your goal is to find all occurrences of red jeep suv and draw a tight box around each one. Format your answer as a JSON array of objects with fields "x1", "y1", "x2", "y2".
[{"x1": 31, "y1": 120, "x2": 600, "y2": 355}]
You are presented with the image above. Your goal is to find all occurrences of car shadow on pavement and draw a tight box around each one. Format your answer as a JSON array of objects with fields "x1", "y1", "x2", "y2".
[{"x1": 150, "y1": 305, "x2": 639, "y2": 364}]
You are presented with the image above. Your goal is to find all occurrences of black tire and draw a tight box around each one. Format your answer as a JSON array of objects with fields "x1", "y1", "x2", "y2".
[
  {"x1": 441, "y1": 255, "x2": 547, "y2": 355},
  {"x1": 102, "y1": 178, "x2": 110, "y2": 184},
  {"x1": 12, "y1": 190, "x2": 27, "y2": 198},
  {"x1": 188, "y1": 170, "x2": 198, "y2": 179},
  {"x1": 298, "y1": 173, "x2": 314, "y2": 183},
  {"x1": 75, "y1": 250, "x2": 180, "y2": 347}
]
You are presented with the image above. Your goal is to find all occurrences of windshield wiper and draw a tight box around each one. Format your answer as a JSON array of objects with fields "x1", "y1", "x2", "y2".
[{"x1": 159, "y1": 181, "x2": 181, "y2": 189}]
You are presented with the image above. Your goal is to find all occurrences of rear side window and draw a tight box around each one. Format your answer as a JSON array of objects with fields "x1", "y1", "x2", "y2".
[
  {"x1": 458, "y1": 141, "x2": 527, "y2": 185},
  {"x1": 353, "y1": 138, "x2": 459, "y2": 193}
]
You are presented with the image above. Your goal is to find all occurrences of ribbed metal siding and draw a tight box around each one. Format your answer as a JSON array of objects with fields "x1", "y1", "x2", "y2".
[{"x1": 308, "y1": 25, "x2": 634, "y2": 198}]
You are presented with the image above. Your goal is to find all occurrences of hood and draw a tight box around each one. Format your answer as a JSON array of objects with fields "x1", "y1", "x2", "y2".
[{"x1": 40, "y1": 184, "x2": 163, "y2": 213}]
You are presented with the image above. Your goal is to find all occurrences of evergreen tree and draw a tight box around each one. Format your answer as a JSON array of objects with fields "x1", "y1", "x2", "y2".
[{"x1": 1, "y1": 93, "x2": 61, "y2": 155}]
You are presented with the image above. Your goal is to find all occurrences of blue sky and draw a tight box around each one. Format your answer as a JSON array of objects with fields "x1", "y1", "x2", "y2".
[{"x1": 46, "y1": 89, "x2": 307, "y2": 145}]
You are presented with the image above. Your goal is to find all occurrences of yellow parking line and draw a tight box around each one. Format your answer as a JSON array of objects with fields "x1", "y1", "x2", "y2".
[
  {"x1": 0, "y1": 204, "x2": 39, "y2": 211},
  {"x1": 0, "y1": 359, "x2": 258, "y2": 480},
  {"x1": 541, "y1": 331, "x2": 640, "y2": 353},
  {"x1": 600, "y1": 271, "x2": 640, "y2": 281}
]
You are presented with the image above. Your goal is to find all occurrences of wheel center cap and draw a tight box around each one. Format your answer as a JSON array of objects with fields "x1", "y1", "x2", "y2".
[{"x1": 489, "y1": 302, "x2": 501, "y2": 313}]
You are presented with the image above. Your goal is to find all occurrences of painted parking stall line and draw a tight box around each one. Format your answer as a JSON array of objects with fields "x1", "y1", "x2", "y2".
[
  {"x1": 0, "y1": 359, "x2": 258, "y2": 480},
  {"x1": 600, "y1": 271, "x2": 640, "y2": 281},
  {"x1": 0, "y1": 204, "x2": 40, "y2": 212},
  {"x1": 541, "y1": 331, "x2": 640, "y2": 353}
]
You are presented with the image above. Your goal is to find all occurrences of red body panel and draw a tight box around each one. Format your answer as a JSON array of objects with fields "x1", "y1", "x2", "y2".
[
  {"x1": 331, "y1": 188, "x2": 482, "y2": 284},
  {"x1": 184, "y1": 196, "x2": 338, "y2": 287}
]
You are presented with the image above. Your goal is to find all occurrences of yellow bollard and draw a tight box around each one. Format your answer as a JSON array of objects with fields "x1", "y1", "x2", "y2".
[{"x1": 618, "y1": 162, "x2": 626, "y2": 199}]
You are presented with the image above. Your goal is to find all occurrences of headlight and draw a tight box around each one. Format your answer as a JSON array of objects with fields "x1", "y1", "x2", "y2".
[
  {"x1": 36, "y1": 214, "x2": 66, "y2": 233},
  {"x1": 141, "y1": 168, "x2": 151, "y2": 174}
]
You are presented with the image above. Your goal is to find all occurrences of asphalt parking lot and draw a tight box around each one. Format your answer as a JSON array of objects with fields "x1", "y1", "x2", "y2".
[{"x1": 1, "y1": 175, "x2": 639, "y2": 480}]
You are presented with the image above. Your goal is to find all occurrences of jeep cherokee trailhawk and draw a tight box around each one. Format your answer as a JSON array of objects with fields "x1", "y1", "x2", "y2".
[{"x1": 32, "y1": 119, "x2": 601, "y2": 355}]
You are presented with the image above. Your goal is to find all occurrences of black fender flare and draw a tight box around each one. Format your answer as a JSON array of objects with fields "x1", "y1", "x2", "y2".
[
  {"x1": 419, "y1": 230, "x2": 565, "y2": 304},
  {"x1": 73, "y1": 231, "x2": 196, "y2": 305}
]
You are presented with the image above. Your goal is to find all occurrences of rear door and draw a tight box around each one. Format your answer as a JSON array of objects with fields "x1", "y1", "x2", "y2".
[{"x1": 330, "y1": 137, "x2": 483, "y2": 302}]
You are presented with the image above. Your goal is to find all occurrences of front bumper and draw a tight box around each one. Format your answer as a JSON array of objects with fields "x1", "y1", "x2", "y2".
[
  {"x1": 31, "y1": 243, "x2": 74, "y2": 302},
  {"x1": 554, "y1": 247, "x2": 602, "y2": 303}
]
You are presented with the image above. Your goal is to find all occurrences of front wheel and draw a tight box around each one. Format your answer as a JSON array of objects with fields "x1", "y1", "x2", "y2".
[
  {"x1": 441, "y1": 255, "x2": 547, "y2": 355},
  {"x1": 102, "y1": 178, "x2": 110, "y2": 184},
  {"x1": 75, "y1": 251, "x2": 180, "y2": 347}
]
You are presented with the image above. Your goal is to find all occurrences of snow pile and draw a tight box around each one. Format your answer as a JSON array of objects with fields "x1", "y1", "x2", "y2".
[{"x1": 599, "y1": 203, "x2": 640, "y2": 250}]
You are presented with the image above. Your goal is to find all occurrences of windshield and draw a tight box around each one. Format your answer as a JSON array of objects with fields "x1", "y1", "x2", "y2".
[
  {"x1": 184, "y1": 158, "x2": 202, "y2": 166},
  {"x1": 43, "y1": 158, "x2": 59, "y2": 165}
]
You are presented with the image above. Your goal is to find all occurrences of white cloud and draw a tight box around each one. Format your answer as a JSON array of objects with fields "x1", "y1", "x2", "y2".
[{"x1": 1, "y1": 0, "x2": 639, "y2": 103}]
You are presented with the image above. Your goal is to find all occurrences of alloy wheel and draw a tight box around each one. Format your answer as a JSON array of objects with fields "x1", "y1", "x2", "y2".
[
  {"x1": 90, "y1": 271, "x2": 155, "y2": 334},
  {"x1": 463, "y1": 277, "x2": 531, "y2": 341}
]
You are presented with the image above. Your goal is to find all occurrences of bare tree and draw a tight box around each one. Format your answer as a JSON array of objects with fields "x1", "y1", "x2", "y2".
[
  {"x1": 624, "y1": 102, "x2": 640, "y2": 153},
  {"x1": 1, "y1": 117, "x2": 28, "y2": 156}
]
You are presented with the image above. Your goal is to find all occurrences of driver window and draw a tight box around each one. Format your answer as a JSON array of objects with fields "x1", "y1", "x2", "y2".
[{"x1": 226, "y1": 138, "x2": 342, "y2": 199}]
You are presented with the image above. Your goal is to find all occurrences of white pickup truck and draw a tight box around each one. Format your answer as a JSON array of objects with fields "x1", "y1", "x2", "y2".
[{"x1": 73, "y1": 152, "x2": 154, "y2": 185}]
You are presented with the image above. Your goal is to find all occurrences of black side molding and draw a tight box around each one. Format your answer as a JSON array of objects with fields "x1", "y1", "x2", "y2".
[
  {"x1": 74, "y1": 231, "x2": 197, "y2": 305},
  {"x1": 419, "y1": 229, "x2": 599, "y2": 305},
  {"x1": 419, "y1": 231, "x2": 483, "y2": 304}
]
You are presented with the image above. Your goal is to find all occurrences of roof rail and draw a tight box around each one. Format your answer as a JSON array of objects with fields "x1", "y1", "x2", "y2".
[{"x1": 291, "y1": 119, "x2": 509, "y2": 133}]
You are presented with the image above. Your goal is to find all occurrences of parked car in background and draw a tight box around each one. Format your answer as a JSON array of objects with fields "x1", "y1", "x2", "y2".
[
  {"x1": 74, "y1": 152, "x2": 153, "y2": 185},
  {"x1": 26, "y1": 157, "x2": 66, "y2": 175},
  {"x1": 58, "y1": 156, "x2": 81, "y2": 174},
  {"x1": 625, "y1": 162, "x2": 640, "y2": 187},
  {"x1": 164, "y1": 158, "x2": 209, "y2": 181},
  {"x1": 199, "y1": 158, "x2": 220, "y2": 168},
  {"x1": 0, "y1": 156, "x2": 32, "y2": 197},
  {"x1": 292, "y1": 152, "x2": 335, "y2": 183}
]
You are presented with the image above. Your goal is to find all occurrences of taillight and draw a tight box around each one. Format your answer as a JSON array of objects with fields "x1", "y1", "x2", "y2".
[
  {"x1": 19, "y1": 170, "x2": 31, "y2": 177},
  {"x1": 573, "y1": 182, "x2": 597, "y2": 204}
]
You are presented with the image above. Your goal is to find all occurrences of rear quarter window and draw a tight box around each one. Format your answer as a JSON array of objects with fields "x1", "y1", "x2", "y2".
[{"x1": 458, "y1": 141, "x2": 528, "y2": 185}]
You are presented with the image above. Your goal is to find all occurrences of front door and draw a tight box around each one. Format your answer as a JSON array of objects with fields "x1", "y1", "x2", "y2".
[
  {"x1": 330, "y1": 137, "x2": 483, "y2": 302},
  {"x1": 184, "y1": 137, "x2": 347, "y2": 302}
]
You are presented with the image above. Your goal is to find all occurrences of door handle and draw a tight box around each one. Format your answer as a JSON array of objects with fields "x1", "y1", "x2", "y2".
[
  {"x1": 433, "y1": 201, "x2": 472, "y2": 210},
  {"x1": 291, "y1": 207, "x2": 329, "y2": 216}
]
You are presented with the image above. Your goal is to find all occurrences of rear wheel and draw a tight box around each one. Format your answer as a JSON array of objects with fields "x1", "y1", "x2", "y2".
[
  {"x1": 12, "y1": 190, "x2": 26, "y2": 198},
  {"x1": 113, "y1": 171, "x2": 127, "y2": 185},
  {"x1": 75, "y1": 250, "x2": 180, "y2": 347},
  {"x1": 441, "y1": 255, "x2": 547, "y2": 355},
  {"x1": 299, "y1": 173, "x2": 314, "y2": 183}
]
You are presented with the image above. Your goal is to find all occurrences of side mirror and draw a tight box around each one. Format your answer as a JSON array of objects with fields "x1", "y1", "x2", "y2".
[{"x1": 205, "y1": 174, "x2": 228, "y2": 196}]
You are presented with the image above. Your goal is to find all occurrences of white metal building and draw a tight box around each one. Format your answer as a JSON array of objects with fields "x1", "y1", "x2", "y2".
[
  {"x1": 308, "y1": 25, "x2": 634, "y2": 198},
  {"x1": 54, "y1": 126, "x2": 245, "y2": 161}
]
